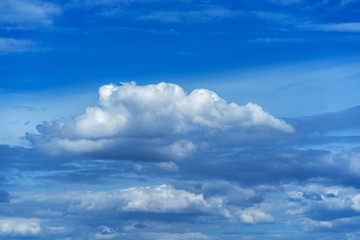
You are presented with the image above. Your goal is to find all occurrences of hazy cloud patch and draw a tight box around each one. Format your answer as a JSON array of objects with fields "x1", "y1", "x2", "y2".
[
  {"x1": 0, "y1": 38, "x2": 37, "y2": 54},
  {"x1": 0, "y1": 0, "x2": 61, "y2": 29},
  {"x1": 0, "y1": 218, "x2": 41, "y2": 236}
]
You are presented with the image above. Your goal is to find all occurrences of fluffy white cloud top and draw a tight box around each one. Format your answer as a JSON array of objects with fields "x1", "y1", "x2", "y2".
[
  {"x1": 0, "y1": 218, "x2": 41, "y2": 236},
  {"x1": 120, "y1": 184, "x2": 218, "y2": 213},
  {"x1": 27, "y1": 82, "x2": 294, "y2": 159}
]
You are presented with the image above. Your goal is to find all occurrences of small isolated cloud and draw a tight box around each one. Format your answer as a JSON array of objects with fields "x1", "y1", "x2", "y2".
[
  {"x1": 153, "y1": 161, "x2": 179, "y2": 172},
  {"x1": 120, "y1": 184, "x2": 214, "y2": 213},
  {"x1": 0, "y1": 38, "x2": 37, "y2": 54},
  {"x1": 0, "y1": 218, "x2": 41, "y2": 236},
  {"x1": 27, "y1": 82, "x2": 294, "y2": 160},
  {"x1": 238, "y1": 207, "x2": 274, "y2": 224},
  {"x1": 94, "y1": 225, "x2": 122, "y2": 239},
  {"x1": 0, "y1": 0, "x2": 61, "y2": 29}
]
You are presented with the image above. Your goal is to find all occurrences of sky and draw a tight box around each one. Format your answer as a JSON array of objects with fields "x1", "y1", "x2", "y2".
[{"x1": 1, "y1": 0, "x2": 360, "y2": 239}]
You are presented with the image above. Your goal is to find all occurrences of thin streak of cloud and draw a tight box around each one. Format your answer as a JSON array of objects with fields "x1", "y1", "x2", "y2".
[
  {"x1": 138, "y1": 7, "x2": 239, "y2": 23},
  {"x1": 269, "y1": 0, "x2": 302, "y2": 5},
  {"x1": 305, "y1": 22, "x2": 360, "y2": 32},
  {"x1": 341, "y1": 0, "x2": 360, "y2": 6},
  {"x1": 0, "y1": 38, "x2": 37, "y2": 54},
  {"x1": 251, "y1": 37, "x2": 302, "y2": 43}
]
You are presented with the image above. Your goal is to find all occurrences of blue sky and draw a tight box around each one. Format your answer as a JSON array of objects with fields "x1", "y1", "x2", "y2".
[{"x1": 1, "y1": 0, "x2": 360, "y2": 239}]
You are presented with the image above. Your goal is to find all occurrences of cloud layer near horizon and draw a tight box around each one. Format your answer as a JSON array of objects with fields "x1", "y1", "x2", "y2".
[{"x1": 27, "y1": 82, "x2": 294, "y2": 160}]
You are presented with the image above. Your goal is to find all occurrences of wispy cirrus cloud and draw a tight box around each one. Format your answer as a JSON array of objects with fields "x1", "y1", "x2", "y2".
[
  {"x1": 341, "y1": 0, "x2": 360, "y2": 6},
  {"x1": 138, "y1": 6, "x2": 239, "y2": 23},
  {"x1": 0, "y1": 0, "x2": 61, "y2": 29},
  {"x1": 251, "y1": 37, "x2": 302, "y2": 43},
  {"x1": 306, "y1": 22, "x2": 360, "y2": 32},
  {"x1": 269, "y1": 0, "x2": 302, "y2": 5},
  {"x1": 0, "y1": 38, "x2": 37, "y2": 54}
]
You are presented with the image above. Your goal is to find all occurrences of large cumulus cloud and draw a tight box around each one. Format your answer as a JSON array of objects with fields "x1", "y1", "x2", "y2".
[{"x1": 27, "y1": 82, "x2": 294, "y2": 160}]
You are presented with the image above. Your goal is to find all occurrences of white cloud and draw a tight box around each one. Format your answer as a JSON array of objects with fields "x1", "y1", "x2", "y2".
[
  {"x1": 351, "y1": 194, "x2": 360, "y2": 211},
  {"x1": 203, "y1": 182, "x2": 258, "y2": 206},
  {"x1": 94, "y1": 226, "x2": 123, "y2": 239},
  {"x1": 0, "y1": 38, "x2": 36, "y2": 54},
  {"x1": 28, "y1": 82, "x2": 294, "y2": 159},
  {"x1": 301, "y1": 218, "x2": 333, "y2": 231},
  {"x1": 0, "y1": 218, "x2": 41, "y2": 236},
  {"x1": 67, "y1": 185, "x2": 223, "y2": 214},
  {"x1": 11, "y1": 185, "x2": 229, "y2": 218},
  {"x1": 121, "y1": 185, "x2": 210, "y2": 212},
  {"x1": 285, "y1": 184, "x2": 360, "y2": 226},
  {"x1": 153, "y1": 161, "x2": 179, "y2": 172},
  {"x1": 0, "y1": 0, "x2": 61, "y2": 29},
  {"x1": 238, "y1": 207, "x2": 274, "y2": 224}
]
